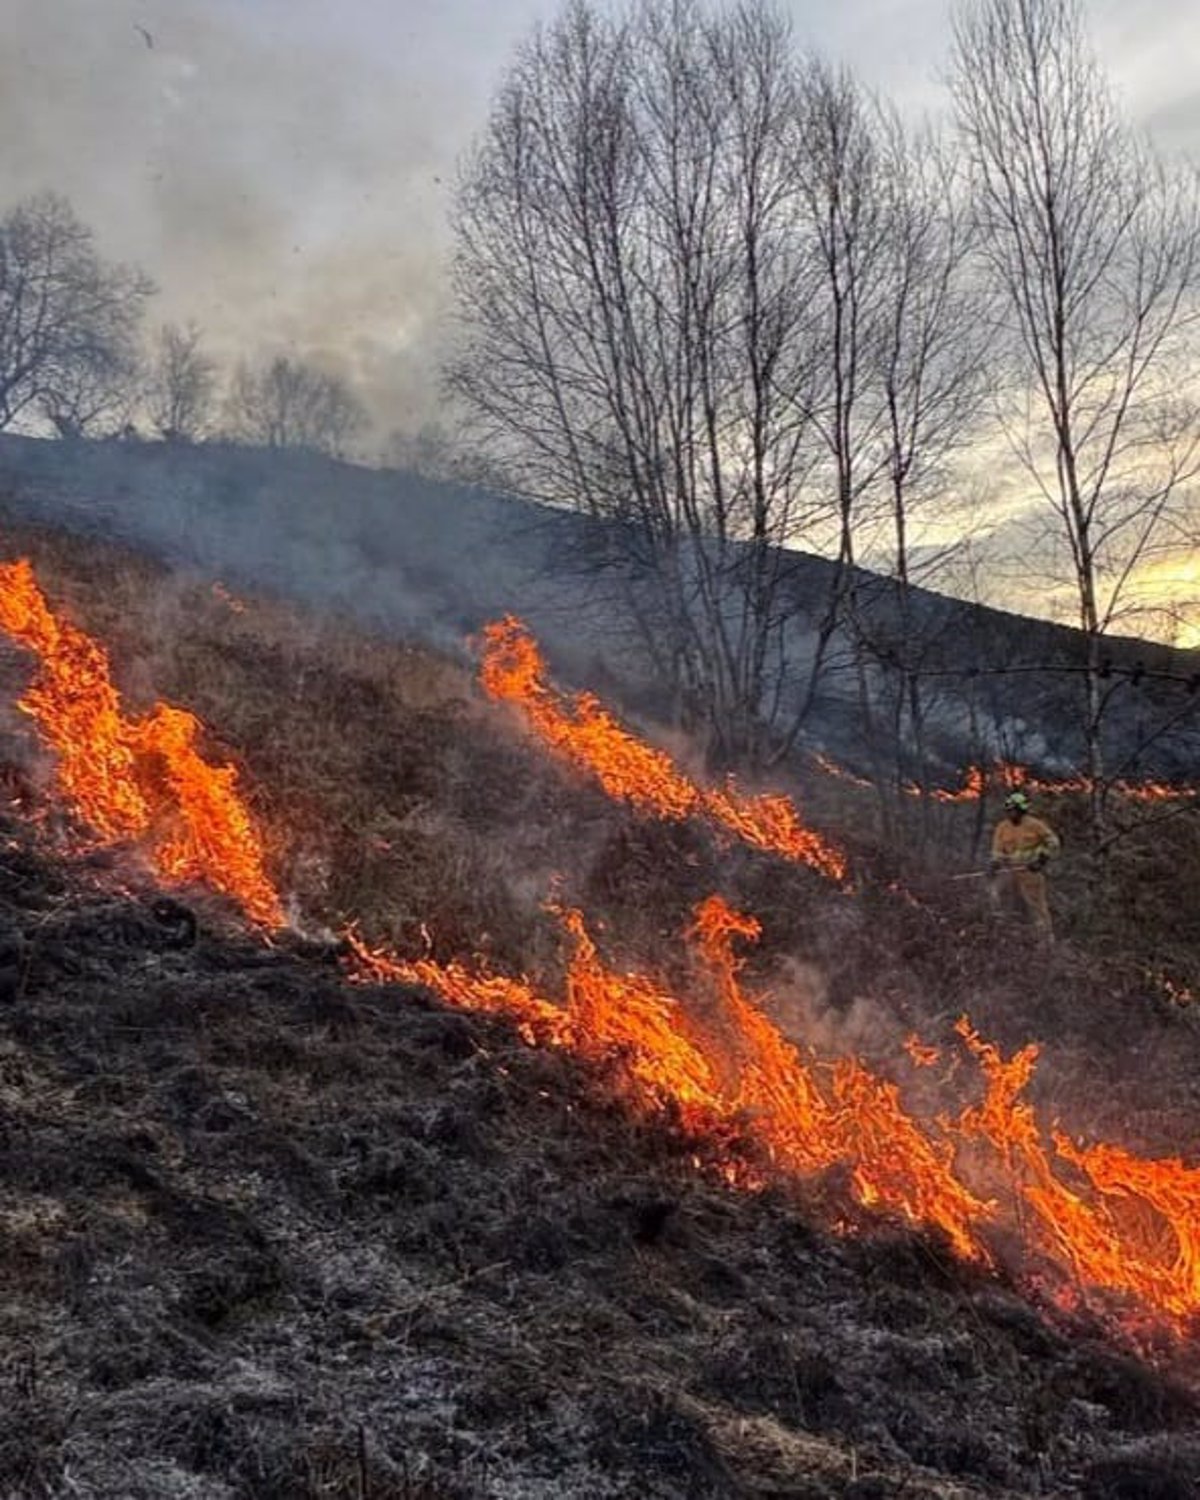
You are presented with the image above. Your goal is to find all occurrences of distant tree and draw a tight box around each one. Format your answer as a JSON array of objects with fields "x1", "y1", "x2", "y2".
[
  {"x1": 384, "y1": 421, "x2": 511, "y2": 488},
  {"x1": 146, "y1": 321, "x2": 217, "y2": 442},
  {"x1": 0, "y1": 193, "x2": 154, "y2": 434},
  {"x1": 39, "y1": 340, "x2": 143, "y2": 440},
  {"x1": 227, "y1": 354, "x2": 365, "y2": 458},
  {"x1": 952, "y1": 0, "x2": 1200, "y2": 838}
]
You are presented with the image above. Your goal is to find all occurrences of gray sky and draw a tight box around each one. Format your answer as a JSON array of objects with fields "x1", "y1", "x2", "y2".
[{"x1": 5, "y1": 0, "x2": 1198, "y2": 445}]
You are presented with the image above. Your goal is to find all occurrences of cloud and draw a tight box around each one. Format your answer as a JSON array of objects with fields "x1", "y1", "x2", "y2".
[
  {"x1": 2, "y1": 0, "x2": 1197, "y2": 464},
  {"x1": 0, "y1": 0, "x2": 459, "y2": 438}
]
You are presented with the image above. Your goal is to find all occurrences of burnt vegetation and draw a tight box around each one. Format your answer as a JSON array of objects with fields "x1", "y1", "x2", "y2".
[
  {"x1": 1, "y1": 524, "x2": 1200, "y2": 1496},
  {"x1": 2, "y1": 0, "x2": 1199, "y2": 1491}
]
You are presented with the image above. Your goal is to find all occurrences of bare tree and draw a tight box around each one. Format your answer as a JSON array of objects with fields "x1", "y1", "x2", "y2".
[
  {"x1": 0, "y1": 193, "x2": 153, "y2": 434},
  {"x1": 384, "y1": 420, "x2": 508, "y2": 486},
  {"x1": 450, "y1": 0, "x2": 835, "y2": 767},
  {"x1": 146, "y1": 321, "x2": 217, "y2": 442},
  {"x1": 952, "y1": 0, "x2": 1200, "y2": 837},
  {"x1": 227, "y1": 354, "x2": 366, "y2": 458},
  {"x1": 850, "y1": 121, "x2": 991, "y2": 835},
  {"x1": 788, "y1": 63, "x2": 892, "y2": 698},
  {"x1": 39, "y1": 337, "x2": 142, "y2": 439}
]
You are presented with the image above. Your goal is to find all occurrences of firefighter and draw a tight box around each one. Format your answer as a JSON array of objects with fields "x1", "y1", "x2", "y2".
[{"x1": 990, "y1": 790, "x2": 1061, "y2": 937}]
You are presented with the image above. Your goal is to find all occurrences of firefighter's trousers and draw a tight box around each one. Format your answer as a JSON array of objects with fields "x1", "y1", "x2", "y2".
[{"x1": 991, "y1": 868, "x2": 1052, "y2": 937}]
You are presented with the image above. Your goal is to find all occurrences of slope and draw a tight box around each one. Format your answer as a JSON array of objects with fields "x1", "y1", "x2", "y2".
[
  {"x1": 2, "y1": 520, "x2": 1200, "y2": 1496},
  {"x1": 2, "y1": 433, "x2": 1197, "y2": 779}
]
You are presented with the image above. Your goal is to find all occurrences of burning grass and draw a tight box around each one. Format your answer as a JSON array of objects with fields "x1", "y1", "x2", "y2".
[
  {"x1": 5, "y1": 817, "x2": 1200, "y2": 1497},
  {"x1": 5, "y1": 524, "x2": 1200, "y2": 1349},
  {"x1": 480, "y1": 616, "x2": 849, "y2": 883},
  {"x1": 0, "y1": 556, "x2": 281, "y2": 926}
]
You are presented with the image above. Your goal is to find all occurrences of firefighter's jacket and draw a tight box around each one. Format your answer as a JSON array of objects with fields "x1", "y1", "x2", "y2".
[{"x1": 991, "y1": 814, "x2": 1061, "y2": 869}]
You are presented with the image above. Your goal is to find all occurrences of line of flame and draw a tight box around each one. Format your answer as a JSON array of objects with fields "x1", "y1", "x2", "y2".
[
  {"x1": 0, "y1": 559, "x2": 282, "y2": 927},
  {"x1": 815, "y1": 753, "x2": 1195, "y2": 806},
  {"x1": 478, "y1": 617, "x2": 848, "y2": 884},
  {"x1": 346, "y1": 896, "x2": 1200, "y2": 1318}
]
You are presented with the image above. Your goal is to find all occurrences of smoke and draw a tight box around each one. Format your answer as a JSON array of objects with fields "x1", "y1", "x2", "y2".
[
  {"x1": 6, "y1": 0, "x2": 1199, "y2": 461},
  {"x1": 0, "y1": 0, "x2": 462, "y2": 442}
]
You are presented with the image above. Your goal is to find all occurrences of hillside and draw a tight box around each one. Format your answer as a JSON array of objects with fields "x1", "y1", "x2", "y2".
[
  {"x1": 2, "y1": 433, "x2": 1197, "y2": 780},
  {"x1": 2, "y1": 520, "x2": 1200, "y2": 1496},
  {"x1": 4, "y1": 817, "x2": 1200, "y2": 1500}
]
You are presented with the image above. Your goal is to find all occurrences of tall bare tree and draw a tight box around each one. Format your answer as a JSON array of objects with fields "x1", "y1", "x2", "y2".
[
  {"x1": 952, "y1": 0, "x2": 1200, "y2": 836},
  {"x1": 227, "y1": 354, "x2": 366, "y2": 459},
  {"x1": 853, "y1": 122, "x2": 991, "y2": 831},
  {"x1": 790, "y1": 62, "x2": 890, "y2": 659},
  {"x1": 146, "y1": 321, "x2": 217, "y2": 442},
  {"x1": 0, "y1": 193, "x2": 153, "y2": 434},
  {"x1": 450, "y1": 0, "x2": 834, "y2": 767}
]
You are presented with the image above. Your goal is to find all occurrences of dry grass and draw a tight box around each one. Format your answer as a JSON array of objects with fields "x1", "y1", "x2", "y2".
[
  {"x1": 3, "y1": 516, "x2": 1200, "y2": 1144},
  {"x1": 5, "y1": 518, "x2": 1200, "y2": 1494}
]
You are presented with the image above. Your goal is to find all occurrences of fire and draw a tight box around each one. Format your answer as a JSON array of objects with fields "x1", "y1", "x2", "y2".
[
  {"x1": 346, "y1": 912, "x2": 731, "y2": 1133},
  {"x1": 830, "y1": 756, "x2": 1196, "y2": 807},
  {"x1": 479, "y1": 617, "x2": 847, "y2": 883},
  {"x1": 814, "y1": 752, "x2": 1195, "y2": 806},
  {"x1": 345, "y1": 929, "x2": 569, "y2": 1046},
  {"x1": 0, "y1": 559, "x2": 282, "y2": 927},
  {"x1": 349, "y1": 894, "x2": 993, "y2": 1261},
  {"x1": 953, "y1": 1019, "x2": 1200, "y2": 1320},
  {"x1": 6, "y1": 561, "x2": 1200, "y2": 1331},
  {"x1": 930, "y1": 764, "x2": 987, "y2": 803},
  {"x1": 350, "y1": 899, "x2": 1200, "y2": 1322},
  {"x1": 904, "y1": 1035, "x2": 941, "y2": 1068},
  {"x1": 0, "y1": 558, "x2": 147, "y2": 838},
  {"x1": 130, "y1": 704, "x2": 282, "y2": 928}
]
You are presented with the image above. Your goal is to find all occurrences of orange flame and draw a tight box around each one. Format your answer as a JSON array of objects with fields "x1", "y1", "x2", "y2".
[
  {"x1": 130, "y1": 704, "x2": 282, "y2": 928},
  {"x1": 0, "y1": 559, "x2": 282, "y2": 927},
  {"x1": 905, "y1": 759, "x2": 1190, "y2": 806},
  {"x1": 345, "y1": 914, "x2": 729, "y2": 1133},
  {"x1": 904, "y1": 1035, "x2": 941, "y2": 1068},
  {"x1": 815, "y1": 754, "x2": 1194, "y2": 806},
  {"x1": 479, "y1": 618, "x2": 847, "y2": 883},
  {"x1": 349, "y1": 894, "x2": 992, "y2": 1262},
  {"x1": 349, "y1": 904, "x2": 1200, "y2": 1324},
  {"x1": 6, "y1": 564, "x2": 1200, "y2": 1330},
  {"x1": 0, "y1": 559, "x2": 147, "y2": 838},
  {"x1": 953, "y1": 1018, "x2": 1200, "y2": 1320}
]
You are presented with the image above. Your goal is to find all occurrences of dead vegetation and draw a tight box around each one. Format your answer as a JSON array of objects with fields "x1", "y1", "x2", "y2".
[
  {"x1": 3, "y1": 519, "x2": 1200, "y2": 1494},
  {"x1": 3, "y1": 817, "x2": 1200, "y2": 1498}
]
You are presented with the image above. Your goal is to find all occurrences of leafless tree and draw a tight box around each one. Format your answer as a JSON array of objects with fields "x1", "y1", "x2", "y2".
[
  {"x1": 0, "y1": 193, "x2": 153, "y2": 435},
  {"x1": 146, "y1": 321, "x2": 217, "y2": 442},
  {"x1": 787, "y1": 63, "x2": 893, "y2": 732},
  {"x1": 450, "y1": 0, "x2": 1012, "y2": 774},
  {"x1": 849, "y1": 121, "x2": 992, "y2": 834},
  {"x1": 39, "y1": 339, "x2": 142, "y2": 439},
  {"x1": 952, "y1": 0, "x2": 1200, "y2": 837},
  {"x1": 384, "y1": 421, "x2": 508, "y2": 487},
  {"x1": 450, "y1": 0, "x2": 835, "y2": 767},
  {"x1": 227, "y1": 354, "x2": 366, "y2": 459}
]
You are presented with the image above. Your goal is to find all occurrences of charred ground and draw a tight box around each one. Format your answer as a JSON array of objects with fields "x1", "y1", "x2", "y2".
[
  {"x1": 4, "y1": 811, "x2": 1200, "y2": 1498},
  {"x1": 2, "y1": 522, "x2": 1200, "y2": 1496}
]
